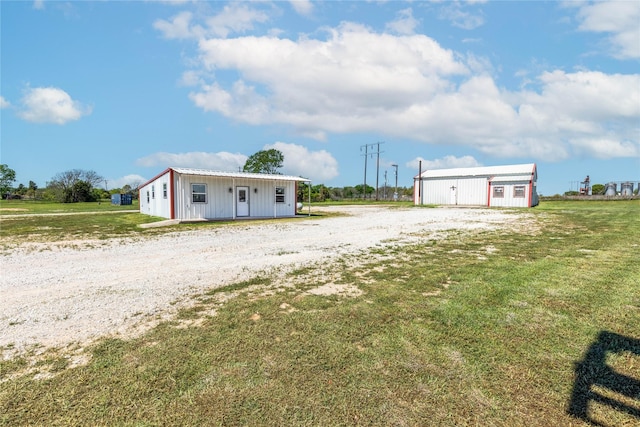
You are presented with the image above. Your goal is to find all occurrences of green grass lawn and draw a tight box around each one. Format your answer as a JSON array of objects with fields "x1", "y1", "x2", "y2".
[
  {"x1": 0, "y1": 198, "x2": 139, "y2": 215},
  {"x1": 1, "y1": 200, "x2": 638, "y2": 426}
]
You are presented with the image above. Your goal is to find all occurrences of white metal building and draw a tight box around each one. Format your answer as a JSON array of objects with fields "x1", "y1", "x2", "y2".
[
  {"x1": 414, "y1": 163, "x2": 539, "y2": 208},
  {"x1": 138, "y1": 167, "x2": 311, "y2": 221}
]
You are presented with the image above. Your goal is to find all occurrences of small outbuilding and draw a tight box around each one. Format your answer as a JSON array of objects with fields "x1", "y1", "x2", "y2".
[
  {"x1": 138, "y1": 167, "x2": 311, "y2": 221},
  {"x1": 414, "y1": 163, "x2": 538, "y2": 208}
]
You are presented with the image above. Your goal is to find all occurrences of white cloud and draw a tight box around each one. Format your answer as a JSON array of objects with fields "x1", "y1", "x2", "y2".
[
  {"x1": 107, "y1": 174, "x2": 148, "y2": 190},
  {"x1": 154, "y1": 11, "x2": 204, "y2": 39},
  {"x1": 0, "y1": 96, "x2": 10, "y2": 109},
  {"x1": 18, "y1": 87, "x2": 92, "y2": 124},
  {"x1": 177, "y1": 21, "x2": 638, "y2": 162},
  {"x1": 569, "y1": 137, "x2": 639, "y2": 159},
  {"x1": 439, "y1": 3, "x2": 485, "y2": 30},
  {"x1": 385, "y1": 8, "x2": 419, "y2": 35},
  {"x1": 191, "y1": 22, "x2": 467, "y2": 133},
  {"x1": 407, "y1": 155, "x2": 481, "y2": 171},
  {"x1": 264, "y1": 141, "x2": 339, "y2": 181},
  {"x1": 289, "y1": 0, "x2": 314, "y2": 16},
  {"x1": 154, "y1": 4, "x2": 269, "y2": 40},
  {"x1": 33, "y1": 0, "x2": 44, "y2": 10},
  {"x1": 576, "y1": 0, "x2": 640, "y2": 59},
  {"x1": 136, "y1": 151, "x2": 248, "y2": 171}
]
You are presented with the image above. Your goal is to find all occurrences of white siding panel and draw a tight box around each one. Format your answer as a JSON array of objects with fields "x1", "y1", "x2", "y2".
[
  {"x1": 422, "y1": 177, "x2": 488, "y2": 206},
  {"x1": 489, "y1": 181, "x2": 531, "y2": 208},
  {"x1": 138, "y1": 170, "x2": 172, "y2": 219},
  {"x1": 456, "y1": 177, "x2": 488, "y2": 206},
  {"x1": 171, "y1": 173, "x2": 298, "y2": 220}
]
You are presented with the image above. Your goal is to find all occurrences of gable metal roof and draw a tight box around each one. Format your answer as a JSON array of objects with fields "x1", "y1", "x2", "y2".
[
  {"x1": 416, "y1": 163, "x2": 536, "y2": 179},
  {"x1": 489, "y1": 174, "x2": 535, "y2": 183},
  {"x1": 171, "y1": 167, "x2": 310, "y2": 182}
]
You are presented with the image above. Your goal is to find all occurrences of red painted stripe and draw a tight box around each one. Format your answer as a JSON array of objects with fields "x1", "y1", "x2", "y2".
[
  {"x1": 487, "y1": 181, "x2": 491, "y2": 207},
  {"x1": 170, "y1": 168, "x2": 175, "y2": 220}
]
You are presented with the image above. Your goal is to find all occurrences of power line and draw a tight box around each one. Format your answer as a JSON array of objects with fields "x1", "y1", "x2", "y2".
[{"x1": 360, "y1": 142, "x2": 384, "y2": 199}]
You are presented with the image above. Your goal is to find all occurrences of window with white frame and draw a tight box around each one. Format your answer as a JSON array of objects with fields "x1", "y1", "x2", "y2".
[
  {"x1": 163, "y1": 183, "x2": 167, "y2": 199},
  {"x1": 514, "y1": 185, "x2": 526, "y2": 198},
  {"x1": 275, "y1": 187, "x2": 285, "y2": 203},
  {"x1": 152, "y1": 185, "x2": 155, "y2": 199},
  {"x1": 493, "y1": 186, "x2": 504, "y2": 198},
  {"x1": 146, "y1": 191, "x2": 150, "y2": 203},
  {"x1": 192, "y1": 184, "x2": 207, "y2": 203}
]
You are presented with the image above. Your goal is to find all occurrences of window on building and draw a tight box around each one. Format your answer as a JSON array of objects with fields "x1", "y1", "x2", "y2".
[
  {"x1": 493, "y1": 186, "x2": 504, "y2": 198},
  {"x1": 152, "y1": 185, "x2": 155, "y2": 199},
  {"x1": 192, "y1": 184, "x2": 206, "y2": 203},
  {"x1": 146, "y1": 191, "x2": 150, "y2": 203},
  {"x1": 163, "y1": 183, "x2": 167, "y2": 199},
  {"x1": 514, "y1": 185, "x2": 526, "y2": 198},
  {"x1": 275, "y1": 187, "x2": 285, "y2": 203}
]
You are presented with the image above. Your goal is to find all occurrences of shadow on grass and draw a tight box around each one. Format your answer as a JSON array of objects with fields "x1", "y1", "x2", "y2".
[{"x1": 568, "y1": 331, "x2": 640, "y2": 426}]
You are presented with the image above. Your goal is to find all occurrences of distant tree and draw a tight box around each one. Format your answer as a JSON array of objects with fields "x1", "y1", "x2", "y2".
[
  {"x1": 354, "y1": 184, "x2": 375, "y2": 198},
  {"x1": 15, "y1": 183, "x2": 26, "y2": 196},
  {"x1": 27, "y1": 181, "x2": 38, "y2": 199},
  {"x1": 342, "y1": 186, "x2": 356, "y2": 199},
  {"x1": 243, "y1": 149, "x2": 284, "y2": 174},
  {"x1": 591, "y1": 184, "x2": 605, "y2": 195},
  {"x1": 48, "y1": 169, "x2": 103, "y2": 203},
  {"x1": 0, "y1": 164, "x2": 16, "y2": 198}
]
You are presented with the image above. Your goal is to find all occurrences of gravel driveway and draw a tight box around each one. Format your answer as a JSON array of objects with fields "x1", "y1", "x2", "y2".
[{"x1": 0, "y1": 205, "x2": 528, "y2": 359}]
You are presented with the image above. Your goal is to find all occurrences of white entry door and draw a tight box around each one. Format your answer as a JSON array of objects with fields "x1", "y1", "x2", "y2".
[
  {"x1": 236, "y1": 186, "x2": 249, "y2": 217},
  {"x1": 450, "y1": 185, "x2": 457, "y2": 205}
]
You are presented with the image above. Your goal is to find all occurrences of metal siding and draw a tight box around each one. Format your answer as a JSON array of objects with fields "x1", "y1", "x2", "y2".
[
  {"x1": 489, "y1": 182, "x2": 530, "y2": 208},
  {"x1": 171, "y1": 174, "x2": 297, "y2": 220},
  {"x1": 422, "y1": 177, "x2": 487, "y2": 205},
  {"x1": 138, "y1": 171, "x2": 172, "y2": 219},
  {"x1": 456, "y1": 177, "x2": 488, "y2": 205},
  {"x1": 423, "y1": 179, "x2": 454, "y2": 205}
]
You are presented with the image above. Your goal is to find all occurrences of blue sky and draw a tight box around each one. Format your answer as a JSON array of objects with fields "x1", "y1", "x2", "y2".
[{"x1": 1, "y1": 0, "x2": 639, "y2": 196}]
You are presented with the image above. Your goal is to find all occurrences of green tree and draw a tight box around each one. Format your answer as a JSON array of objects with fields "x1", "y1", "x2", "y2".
[
  {"x1": 591, "y1": 184, "x2": 605, "y2": 195},
  {"x1": 354, "y1": 184, "x2": 375, "y2": 198},
  {"x1": 27, "y1": 181, "x2": 38, "y2": 199},
  {"x1": 48, "y1": 169, "x2": 103, "y2": 203},
  {"x1": 243, "y1": 149, "x2": 284, "y2": 174},
  {"x1": 0, "y1": 164, "x2": 16, "y2": 198}
]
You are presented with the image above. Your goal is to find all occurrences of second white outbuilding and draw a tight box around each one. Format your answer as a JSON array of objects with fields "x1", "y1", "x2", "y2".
[{"x1": 414, "y1": 163, "x2": 539, "y2": 208}]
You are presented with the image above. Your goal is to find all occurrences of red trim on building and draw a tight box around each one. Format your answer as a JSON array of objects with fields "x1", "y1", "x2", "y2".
[
  {"x1": 139, "y1": 167, "x2": 172, "y2": 189},
  {"x1": 528, "y1": 180, "x2": 533, "y2": 207},
  {"x1": 487, "y1": 181, "x2": 492, "y2": 207},
  {"x1": 170, "y1": 168, "x2": 176, "y2": 220}
]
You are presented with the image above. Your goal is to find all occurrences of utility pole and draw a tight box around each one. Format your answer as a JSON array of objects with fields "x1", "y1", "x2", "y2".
[
  {"x1": 391, "y1": 164, "x2": 398, "y2": 201},
  {"x1": 361, "y1": 142, "x2": 384, "y2": 200},
  {"x1": 384, "y1": 170, "x2": 388, "y2": 199},
  {"x1": 361, "y1": 144, "x2": 368, "y2": 199}
]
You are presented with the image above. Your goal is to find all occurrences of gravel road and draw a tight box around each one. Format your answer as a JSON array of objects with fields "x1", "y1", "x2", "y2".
[{"x1": 0, "y1": 205, "x2": 528, "y2": 360}]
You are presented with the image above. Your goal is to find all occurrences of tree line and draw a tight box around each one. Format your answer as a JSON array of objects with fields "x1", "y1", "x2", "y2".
[
  {"x1": 1, "y1": 149, "x2": 413, "y2": 203},
  {"x1": 0, "y1": 164, "x2": 140, "y2": 203}
]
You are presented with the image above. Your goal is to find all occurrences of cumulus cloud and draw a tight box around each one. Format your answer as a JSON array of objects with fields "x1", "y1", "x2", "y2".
[
  {"x1": 576, "y1": 0, "x2": 640, "y2": 59},
  {"x1": 108, "y1": 174, "x2": 148, "y2": 190},
  {"x1": 264, "y1": 141, "x2": 339, "y2": 181},
  {"x1": 386, "y1": 8, "x2": 419, "y2": 35},
  {"x1": 289, "y1": 0, "x2": 313, "y2": 16},
  {"x1": 0, "y1": 96, "x2": 10, "y2": 109},
  {"x1": 136, "y1": 151, "x2": 248, "y2": 171},
  {"x1": 165, "y1": 15, "x2": 638, "y2": 162},
  {"x1": 18, "y1": 87, "x2": 92, "y2": 124},
  {"x1": 407, "y1": 155, "x2": 482, "y2": 171},
  {"x1": 154, "y1": 3, "x2": 269, "y2": 39},
  {"x1": 438, "y1": 3, "x2": 485, "y2": 30}
]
